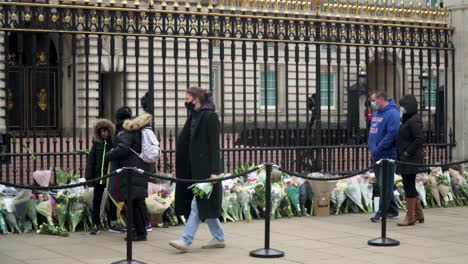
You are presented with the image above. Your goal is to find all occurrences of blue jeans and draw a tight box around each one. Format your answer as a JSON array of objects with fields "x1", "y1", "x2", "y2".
[
  {"x1": 374, "y1": 160, "x2": 399, "y2": 216},
  {"x1": 182, "y1": 198, "x2": 225, "y2": 245}
]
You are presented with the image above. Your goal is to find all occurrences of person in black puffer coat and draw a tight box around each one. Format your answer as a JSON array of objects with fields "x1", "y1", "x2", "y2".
[
  {"x1": 106, "y1": 109, "x2": 155, "y2": 241},
  {"x1": 396, "y1": 94, "x2": 425, "y2": 226},
  {"x1": 85, "y1": 119, "x2": 120, "y2": 235}
]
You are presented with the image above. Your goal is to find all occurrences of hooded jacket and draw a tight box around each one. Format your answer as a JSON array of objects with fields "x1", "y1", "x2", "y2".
[
  {"x1": 396, "y1": 95, "x2": 424, "y2": 174},
  {"x1": 106, "y1": 113, "x2": 155, "y2": 201},
  {"x1": 85, "y1": 119, "x2": 116, "y2": 184},
  {"x1": 368, "y1": 99, "x2": 400, "y2": 161}
]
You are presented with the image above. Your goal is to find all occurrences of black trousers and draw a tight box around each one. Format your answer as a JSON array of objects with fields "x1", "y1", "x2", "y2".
[
  {"x1": 92, "y1": 183, "x2": 117, "y2": 225},
  {"x1": 402, "y1": 174, "x2": 418, "y2": 199},
  {"x1": 129, "y1": 198, "x2": 148, "y2": 236}
]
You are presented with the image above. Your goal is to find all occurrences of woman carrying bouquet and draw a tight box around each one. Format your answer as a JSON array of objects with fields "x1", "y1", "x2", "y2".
[
  {"x1": 85, "y1": 119, "x2": 120, "y2": 235},
  {"x1": 170, "y1": 87, "x2": 225, "y2": 252},
  {"x1": 396, "y1": 95, "x2": 425, "y2": 226}
]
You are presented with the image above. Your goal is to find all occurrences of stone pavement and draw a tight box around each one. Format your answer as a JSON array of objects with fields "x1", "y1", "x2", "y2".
[{"x1": 1, "y1": 207, "x2": 467, "y2": 264}]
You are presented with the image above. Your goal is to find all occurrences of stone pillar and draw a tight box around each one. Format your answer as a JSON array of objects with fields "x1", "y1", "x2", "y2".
[{"x1": 450, "y1": 0, "x2": 468, "y2": 163}]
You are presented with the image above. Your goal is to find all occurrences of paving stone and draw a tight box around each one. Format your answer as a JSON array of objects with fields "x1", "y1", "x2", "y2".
[{"x1": 1, "y1": 207, "x2": 468, "y2": 264}]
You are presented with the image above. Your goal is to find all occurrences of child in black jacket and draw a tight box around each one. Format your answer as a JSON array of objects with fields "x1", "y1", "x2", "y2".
[{"x1": 85, "y1": 119, "x2": 122, "y2": 235}]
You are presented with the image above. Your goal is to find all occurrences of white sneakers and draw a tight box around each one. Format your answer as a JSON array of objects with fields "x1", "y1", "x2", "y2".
[
  {"x1": 169, "y1": 238, "x2": 226, "y2": 253},
  {"x1": 169, "y1": 239, "x2": 190, "y2": 253},
  {"x1": 201, "y1": 238, "x2": 226, "y2": 249}
]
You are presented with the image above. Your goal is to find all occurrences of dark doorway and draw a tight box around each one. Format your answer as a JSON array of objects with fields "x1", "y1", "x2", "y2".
[{"x1": 6, "y1": 33, "x2": 59, "y2": 134}]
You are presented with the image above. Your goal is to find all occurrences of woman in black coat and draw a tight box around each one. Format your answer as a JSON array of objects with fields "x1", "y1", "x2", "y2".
[
  {"x1": 396, "y1": 95, "x2": 425, "y2": 226},
  {"x1": 169, "y1": 87, "x2": 225, "y2": 252},
  {"x1": 106, "y1": 109, "x2": 155, "y2": 241}
]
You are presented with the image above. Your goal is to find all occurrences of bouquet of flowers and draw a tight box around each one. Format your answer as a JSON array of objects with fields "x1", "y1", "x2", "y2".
[
  {"x1": 27, "y1": 199, "x2": 39, "y2": 231},
  {"x1": 189, "y1": 183, "x2": 213, "y2": 199},
  {"x1": 0, "y1": 211, "x2": 7, "y2": 234},
  {"x1": 38, "y1": 223, "x2": 69, "y2": 237},
  {"x1": 394, "y1": 175, "x2": 405, "y2": 200},
  {"x1": 429, "y1": 168, "x2": 442, "y2": 207},
  {"x1": 221, "y1": 189, "x2": 235, "y2": 223},
  {"x1": 223, "y1": 191, "x2": 236, "y2": 221},
  {"x1": 437, "y1": 171, "x2": 456, "y2": 207},
  {"x1": 299, "y1": 182, "x2": 314, "y2": 216},
  {"x1": 415, "y1": 174, "x2": 428, "y2": 207},
  {"x1": 164, "y1": 206, "x2": 179, "y2": 226},
  {"x1": 271, "y1": 183, "x2": 285, "y2": 219},
  {"x1": 55, "y1": 170, "x2": 69, "y2": 185},
  {"x1": 250, "y1": 183, "x2": 265, "y2": 218},
  {"x1": 236, "y1": 185, "x2": 254, "y2": 221},
  {"x1": 54, "y1": 193, "x2": 69, "y2": 230},
  {"x1": 359, "y1": 174, "x2": 374, "y2": 213},
  {"x1": 285, "y1": 184, "x2": 302, "y2": 216},
  {"x1": 14, "y1": 190, "x2": 31, "y2": 232},
  {"x1": 0, "y1": 198, "x2": 21, "y2": 234},
  {"x1": 278, "y1": 192, "x2": 295, "y2": 217},
  {"x1": 449, "y1": 168, "x2": 468, "y2": 206},
  {"x1": 189, "y1": 174, "x2": 225, "y2": 200},
  {"x1": 36, "y1": 199, "x2": 54, "y2": 225},
  {"x1": 68, "y1": 195, "x2": 85, "y2": 232},
  {"x1": 33, "y1": 169, "x2": 52, "y2": 187},
  {"x1": 331, "y1": 180, "x2": 348, "y2": 215},
  {"x1": 344, "y1": 178, "x2": 365, "y2": 213},
  {"x1": 146, "y1": 193, "x2": 171, "y2": 215}
]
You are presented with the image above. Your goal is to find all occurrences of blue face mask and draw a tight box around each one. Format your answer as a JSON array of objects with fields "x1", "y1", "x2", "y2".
[{"x1": 371, "y1": 101, "x2": 378, "y2": 110}]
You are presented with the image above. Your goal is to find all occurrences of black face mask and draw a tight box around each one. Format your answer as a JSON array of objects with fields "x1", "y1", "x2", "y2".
[{"x1": 185, "y1": 101, "x2": 195, "y2": 111}]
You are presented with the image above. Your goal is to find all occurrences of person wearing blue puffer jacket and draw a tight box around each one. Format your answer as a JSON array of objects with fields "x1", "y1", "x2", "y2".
[{"x1": 368, "y1": 90, "x2": 400, "y2": 222}]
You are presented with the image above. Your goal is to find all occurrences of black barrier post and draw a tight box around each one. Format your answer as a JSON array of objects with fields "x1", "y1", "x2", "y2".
[
  {"x1": 368, "y1": 159, "x2": 400, "y2": 247},
  {"x1": 250, "y1": 163, "x2": 285, "y2": 258},
  {"x1": 113, "y1": 169, "x2": 146, "y2": 264}
]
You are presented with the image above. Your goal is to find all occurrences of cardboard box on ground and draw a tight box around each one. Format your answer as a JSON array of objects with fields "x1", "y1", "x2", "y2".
[{"x1": 308, "y1": 180, "x2": 337, "y2": 216}]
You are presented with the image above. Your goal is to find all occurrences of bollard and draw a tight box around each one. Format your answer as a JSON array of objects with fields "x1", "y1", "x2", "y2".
[
  {"x1": 250, "y1": 163, "x2": 285, "y2": 258},
  {"x1": 368, "y1": 159, "x2": 400, "y2": 247},
  {"x1": 112, "y1": 169, "x2": 146, "y2": 264}
]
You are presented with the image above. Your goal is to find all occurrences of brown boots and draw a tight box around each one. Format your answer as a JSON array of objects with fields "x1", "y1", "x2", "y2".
[
  {"x1": 397, "y1": 198, "x2": 417, "y2": 226},
  {"x1": 398, "y1": 197, "x2": 425, "y2": 226},
  {"x1": 415, "y1": 196, "x2": 425, "y2": 223}
]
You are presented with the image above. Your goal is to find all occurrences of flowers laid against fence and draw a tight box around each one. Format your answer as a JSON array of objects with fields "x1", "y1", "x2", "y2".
[{"x1": 2, "y1": 164, "x2": 468, "y2": 236}]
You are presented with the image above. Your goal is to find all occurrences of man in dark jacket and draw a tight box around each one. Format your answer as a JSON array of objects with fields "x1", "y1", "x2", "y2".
[
  {"x1": 85, "y1": 119, "x2": 122, "y2": 235},
  {"x1": 106, "y1": 110, "x2": 154, "y2": 241},
  {"x1": 368, "y1": 90, "x2": 400, "y2": 222}
]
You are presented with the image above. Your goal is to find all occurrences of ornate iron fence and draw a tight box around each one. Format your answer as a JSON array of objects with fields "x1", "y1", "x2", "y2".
[{"x1": 0, "y1": 1, "x2": 455, "y2": 184}]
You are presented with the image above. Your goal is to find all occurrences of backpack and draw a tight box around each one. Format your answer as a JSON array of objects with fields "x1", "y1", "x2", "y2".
[{"x1": 131, "y1": 127, "x2": 161, "y2": 163}]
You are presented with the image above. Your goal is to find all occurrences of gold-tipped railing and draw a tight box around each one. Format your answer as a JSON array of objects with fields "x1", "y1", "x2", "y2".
[{"x1": 6, "y1": 0, "x2": 450, "y2": 25}]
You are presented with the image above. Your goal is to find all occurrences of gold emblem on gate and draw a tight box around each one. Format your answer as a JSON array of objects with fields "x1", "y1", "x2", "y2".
[
  {"x1": 37, "y1": 88, "x2": 48, "y2": 111},
  {"x1": 52, "y1": 15, "x2": 58, "y2": 23},
  {"x1": 25, "y1": 14, "x2": 31, "y2": 22},
  {"x1": 7, "y1": 53, "x2": 16, "y2": 66},
  {"x1": 37, "y1": 51, "x2": 47, "y2": 65},
  {"x1": 38, "y1": 14, "x2": 45, "y2": 22}
]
